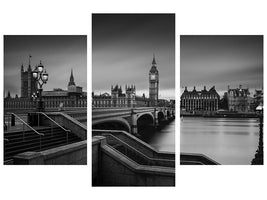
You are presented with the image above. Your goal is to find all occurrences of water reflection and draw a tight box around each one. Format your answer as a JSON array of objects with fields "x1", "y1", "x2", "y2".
[
  {"x1": 140, "y1": 120, "x2": 175, "y2": 153},
  {"x1": 181, "y1": 117, "x2": 259, "y2": 165}
]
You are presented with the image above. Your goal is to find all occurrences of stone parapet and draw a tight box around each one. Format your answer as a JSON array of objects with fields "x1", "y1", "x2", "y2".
[{"x1": 13, "y1": 141, "x2": 87, "y2": 165}]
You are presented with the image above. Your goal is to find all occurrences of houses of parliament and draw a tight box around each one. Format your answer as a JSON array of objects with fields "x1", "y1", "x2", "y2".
[
  {"x1": 4, "y1": 61, "x2": 87, "y2": 110},
  {"x1": 92, "y1": 55, "x2": 172, "y2": 108}
]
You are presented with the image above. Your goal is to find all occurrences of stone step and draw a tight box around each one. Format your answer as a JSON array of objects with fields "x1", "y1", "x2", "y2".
[{"x1": 4, "y1": 127, "x2": 82, "y2": 161}]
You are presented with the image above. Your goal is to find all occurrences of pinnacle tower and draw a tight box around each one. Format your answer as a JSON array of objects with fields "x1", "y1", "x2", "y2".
[{"x1": 68, "y1": 69, "x2": 76, "y2": 86}]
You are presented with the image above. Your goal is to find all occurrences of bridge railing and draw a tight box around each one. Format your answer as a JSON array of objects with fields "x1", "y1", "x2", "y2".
[
  {"x1": 92, "y1": 107, "x2": 175, "y2": 120},
  {"x1": 92, "y1": 107, "x2": 175, "y2": 114}
]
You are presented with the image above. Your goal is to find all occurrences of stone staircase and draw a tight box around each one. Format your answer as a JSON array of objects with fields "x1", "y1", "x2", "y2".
[
  {"x1": 93, "y1": 133, "x2": 175, "y2": 186},
  {"x1": 111, "y1": 143, "x2": 152, "y2": 166},
  {"x1": 4, "y1": 127, "x2": 82, "y2": 162},
  {"x1": 93, "y1": 130, "x2": 175, "y2": 168}
]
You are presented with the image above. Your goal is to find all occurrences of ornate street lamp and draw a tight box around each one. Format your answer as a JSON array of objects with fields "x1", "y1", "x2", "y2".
[
  {"x1": 32, "y1": 61, "x2": 49, "y2": 111},
  {"x1": 252, "y1": 103, "x2": 263, "y2": 165}
]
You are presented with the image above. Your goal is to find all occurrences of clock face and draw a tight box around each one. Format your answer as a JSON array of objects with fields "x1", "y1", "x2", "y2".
[{"x1": 151, "y1": 74, "x2": 156, "y2": 80}]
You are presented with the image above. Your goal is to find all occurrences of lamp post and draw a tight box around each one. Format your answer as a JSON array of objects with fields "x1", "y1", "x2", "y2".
[
  {"x1": 252, "y1": 103, "x2": 263, "y2": 165},
  {"x1": 257, "y1": 104, "x2": 263, "y2": 162},
  {"x1": 32, "y1": 61, "x2": 48, "y2": 112}
]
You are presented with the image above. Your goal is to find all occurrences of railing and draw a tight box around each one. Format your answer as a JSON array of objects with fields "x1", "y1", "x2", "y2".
[
  {"x1": 180, "y1": 153, "x2": 220, "y2": 165},
  {"x1": 64, "y1": 110, "x2": 87, "y2": 122},
  {"x1": 4, "y1": 113, "x2": 26, "y2": 131},
  {"x1": 44, "y1": 112, "x2": 86, "y2": 140},
  {"x1": 7, "y1": 113, "x2": 44, "y2": 149},
  {"x1": 92, "y1": 107, "x2": 175, "y2": 119},
  {"x1": 36, "y1": 112, "x2": 71, "y2": 144},
  {"x1": 101, "y1": 133, "x2": 174, "y2": 167},
  {"x1": 95, "y1": 139, "x2": 175, "y2": 183},
  {"x1": 93, "y1": 129, "x2": 175, "y2": 160}
]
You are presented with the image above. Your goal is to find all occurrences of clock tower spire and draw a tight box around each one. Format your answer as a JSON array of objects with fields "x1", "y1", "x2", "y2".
[{"x1": 149, "y1": 54, "x2": 159, "y2": 107}]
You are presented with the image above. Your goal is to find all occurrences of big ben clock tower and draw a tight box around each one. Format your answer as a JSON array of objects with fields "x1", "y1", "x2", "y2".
[{"x1": 149, "y1": 55, "x2": 159, "y2": 107}]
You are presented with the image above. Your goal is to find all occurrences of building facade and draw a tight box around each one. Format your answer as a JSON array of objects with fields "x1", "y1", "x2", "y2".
[
  {"x1": 5, "y1": 66, "x2": 87, "y2": 110},
  {"x1": 92, "y1": 85, "x2": 139, "y2": 108},
  {"x1": 21, "y1": 63, "x2": 37, "y2": 98},
  {"x1": 111, "y1": 85, "x2": 136, "y2": 107},
  {"x1": 149, "y1": 55, "x2": 159, "y2": 107},
  {"x1": 227, "y1": 85, "x2": 250, "y2": 112},
  {"x1": 92, "y1": 92, "x2": 112, "y2": 108},
  {"x1": 254, "y1": 89, "x2": 263, "y2": 107},
  {"x1": 181, "y1": 86, "x2": 220, "y2": 113},
  {"x1": 92, "y1": 89, "x2": 151, "y2": 108}
]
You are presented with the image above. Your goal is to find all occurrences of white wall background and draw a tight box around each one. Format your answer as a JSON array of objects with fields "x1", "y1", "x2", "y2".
[{"x1": 0, "y1": 0, "x2": 266, "y2": 200}]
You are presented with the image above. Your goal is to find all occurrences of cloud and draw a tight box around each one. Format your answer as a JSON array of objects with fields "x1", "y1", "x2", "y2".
[
  {"x1": 181, "y1": 35, "x2": 263, "y2": 94},
  {"x1": 92, "y1": 14, "x2": 175, "y2": 100},
  {"x1": 4, "y1": 35, "x2": 87, "y2": 96}
]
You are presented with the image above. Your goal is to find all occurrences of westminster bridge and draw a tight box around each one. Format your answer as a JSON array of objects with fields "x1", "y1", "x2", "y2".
[{"x1": 92, "y1": 107, "x2": 175, "y2": 135}]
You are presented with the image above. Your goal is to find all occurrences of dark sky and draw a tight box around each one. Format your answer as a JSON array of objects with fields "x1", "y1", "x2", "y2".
[
  {"x1": 4, "y1": 35, "x2": 87, "y2": 97},
  {"x1": 92, "y1": 14, "x2": 175, "y2": 100},
  {"x1": 180, "y1": 35, "x2": 263, "y2": 97}
]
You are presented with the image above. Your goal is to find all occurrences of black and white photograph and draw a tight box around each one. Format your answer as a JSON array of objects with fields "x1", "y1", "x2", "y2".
[
  {"x1": 92, "y1": 14, "x2": 175, "y2": 186},
  {"x1": 3, "y1": 35, "x2": 87, "y2": 165},
  {"x1": 1, "y1": 0, "x2": 267, "y2": 200},
  {"x1": 180, "y1": 35, "x2": 263, "y2": 165}
]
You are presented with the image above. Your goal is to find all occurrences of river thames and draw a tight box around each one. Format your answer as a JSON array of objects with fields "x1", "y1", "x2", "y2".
[
  {"x1": 140, "y1": 119, "x2": 175, "y2": 153},
  {"x1": 181, "y1": 117, "x2": 259, "y2": 165}
]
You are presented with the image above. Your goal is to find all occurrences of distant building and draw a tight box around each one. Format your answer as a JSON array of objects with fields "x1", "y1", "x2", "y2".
[
  {"x1": 181, "y1": 86, "x2": 220, "y2": 112},
  {"x1": 218, "y1": 92, "x2": 229, "y2": 110},
  {"x1": 254, "y1": 89, "x2": 263, "y2": 106},
  {"x1": 92, "y1": 92, "x2": 112, "y2": 107},
  {"x1": 227, "y1": 85, "x2": 250, "y2": 112},
  {"x1": 158, "y1": 99, "x2": 171, "y2": 107},
  {"x1": 4, "y1": 66, "x2": 87, "y2": 110},
  {"x1": 41, "y1": 69, "x2": 86, "y2": 108},
  {"x1": 20, "y1": 63, "x2": 37, "y2": 98},
  {"x1": 111, "y1": 85, "x2": 136, "y2": 107},
  {"x1": 92, "y1": 85, "x2": 149, "y2": 108},
  {"x1": 136, "y1": 93, "x2": 150, "y2": 107}
]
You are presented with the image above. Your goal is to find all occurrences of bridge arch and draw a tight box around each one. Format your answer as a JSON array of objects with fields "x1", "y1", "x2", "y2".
[
  {"x1": 136, "y1": 112, "x2": 155, "y2": 122},
  {"x1": 136, "y1": 112, "x2": 155, "y2": 134},
  {"x1": 92, "y1": 117, "x2": 131, "y2": 133}
]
